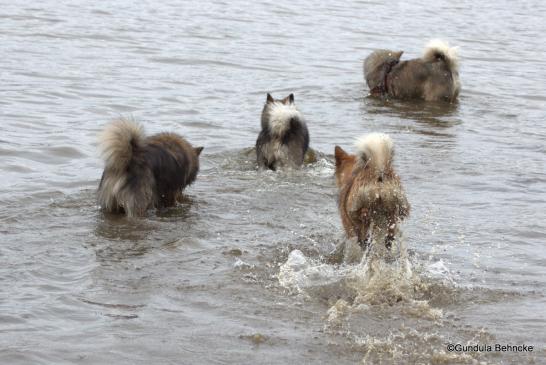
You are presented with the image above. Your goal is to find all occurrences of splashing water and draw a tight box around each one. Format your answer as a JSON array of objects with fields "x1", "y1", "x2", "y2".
[{"x1": 278, "y1": 235, "x2": 446, "y2": 321}]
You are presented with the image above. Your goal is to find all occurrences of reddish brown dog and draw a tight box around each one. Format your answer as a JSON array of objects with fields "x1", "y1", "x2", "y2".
[{"x1": 334, "y1": 133, "x2": 409, "y2": 248}]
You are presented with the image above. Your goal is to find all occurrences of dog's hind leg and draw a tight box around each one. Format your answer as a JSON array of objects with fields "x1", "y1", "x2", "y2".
[{"x1": 117, "y1": 171, "x2": 155, "y2": 217}]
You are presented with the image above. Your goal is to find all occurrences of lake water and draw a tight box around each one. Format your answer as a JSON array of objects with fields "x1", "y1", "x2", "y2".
[{"x1": 1, "y1": 1, "x2": 545, "y2": 364}]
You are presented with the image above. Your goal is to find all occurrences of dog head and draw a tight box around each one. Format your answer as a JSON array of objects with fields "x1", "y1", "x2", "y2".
[
  {"x1": 364, "y1": 50, "x2": 403, "y2": 93},
  {"x1": 266, "y1": 93, "x2": 294, "y2": 105}
]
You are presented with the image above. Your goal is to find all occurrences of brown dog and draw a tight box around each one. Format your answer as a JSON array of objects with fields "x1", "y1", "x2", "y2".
[
  {"x1": 334, "y1": 133, "x2": 409, "y2": 248},
  {"x1": 364, "y1": 40, "x2": 460, "y2": 102},
  {"x1": 97, "y1": 118, "x2": 203, "y2": 217}
]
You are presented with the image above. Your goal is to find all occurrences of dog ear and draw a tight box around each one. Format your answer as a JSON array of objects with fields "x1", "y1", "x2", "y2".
[
  {"x1": 334, "y1": 146, "x2": 348, "y2": 166},
  {"x1": 288, "y1": 93, "x2": 294, "y2": 104},
  {"x1": 266, "y1": 93, "x2": 274, "y2": 103},
  {"x1": 281, "y1": 94, "x2": 294, "y2": 105},
  {"x1": 394, "y1": 51, "x2": 403, "y2": 60},
  {"x1": 194, "y1": 146, "x2": 204, "y2": 156}
]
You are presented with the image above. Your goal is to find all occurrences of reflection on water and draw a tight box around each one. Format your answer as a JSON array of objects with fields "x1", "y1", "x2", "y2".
[
  {"x1": 94, "y1": 213, "x2": 156, "y2": 241},
  {"x1": 363, "y1": 97, "x2": 461, "y2": 137}
]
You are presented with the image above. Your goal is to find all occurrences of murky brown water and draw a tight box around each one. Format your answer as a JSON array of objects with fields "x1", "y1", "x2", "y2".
[{"x1": 1, "y1": 1, "x2": 545, "y2": 364}]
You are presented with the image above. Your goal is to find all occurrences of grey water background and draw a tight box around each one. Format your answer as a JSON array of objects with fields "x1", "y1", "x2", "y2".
[{"x1": 1, "y1": 0, "x2": 545, "y2": 364}]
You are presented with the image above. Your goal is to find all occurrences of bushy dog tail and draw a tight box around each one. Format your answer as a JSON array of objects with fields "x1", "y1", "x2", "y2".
[
  {"x1": 98, "y1": 118, "x2": 144, "y2": 172},
  {"x1": 355, "y1": 133, "x2": 394, "y2": 173},
  {"x1": 267, "y1": 102, "x2": 303, "y2": 137},
  {"x1": 423, "y1": 39, "x2": 459, "y2": 73}
]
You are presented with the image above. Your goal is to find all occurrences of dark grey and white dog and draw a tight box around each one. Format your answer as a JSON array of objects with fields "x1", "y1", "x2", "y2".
[
  {"x1": 97, "y1": 118, "x2": 203, "y2": 217},
  {"x1": 256, "y1": 93, "x2": 309, "y2": 170},
  {"x1": 364, "y1": 40, "x2": 460, "y2": 102}
]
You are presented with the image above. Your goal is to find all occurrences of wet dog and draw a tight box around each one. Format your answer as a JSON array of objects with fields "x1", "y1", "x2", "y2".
[
  {"x1": 256, "y1": 93, "x2": 309, "y2": 170},
  {"x1": 364, "y1": 40, "x2": 460, "y2": 102},
  {"x1": 97, "y1": 118, "x2": 203, "y2": 217},
  {"x1": 334, "y1": 133, "x2": 409, "y2": 249}
]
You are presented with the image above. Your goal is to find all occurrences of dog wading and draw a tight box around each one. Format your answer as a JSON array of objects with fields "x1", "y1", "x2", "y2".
[
  {"x1": 256, "y1": 93, "x2": 309, "y2": 170},
  {"x1": 97, "y1": 118, "x2": 203, "y2": 217},
  {"x1": 334, "y1": 133, "x2": 409, "y2": 248},
  {"x1": 364, "y1": 40, "x2": 460, "y2": 102}
]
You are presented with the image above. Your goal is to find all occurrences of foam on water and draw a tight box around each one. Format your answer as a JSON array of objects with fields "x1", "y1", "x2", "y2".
[
  {"x1": 279, "y1": 236, "x2": 449, "y2": 321},
  {"x1": 278, "y1": 249, "x2": 349, "y2": 293},
  {"x1": 277, "y1": 241, "x2": 515, "y2": 364}
]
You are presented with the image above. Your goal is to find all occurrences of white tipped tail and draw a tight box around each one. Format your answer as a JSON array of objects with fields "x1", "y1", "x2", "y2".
[
  {"x1": 355, "y1": 133, "x2": 394, "y2": 171},
  {"x1": 267, "y1": 102, "x2": 302, "y2": 136},
  {"x1": 98, "y1": 118, "x2": 144, "y2": 171},
  {"x1": 423, "y1": 39, "x2": 459, "y2": 72}
]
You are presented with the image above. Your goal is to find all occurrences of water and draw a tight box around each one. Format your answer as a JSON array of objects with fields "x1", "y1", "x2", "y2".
[{"x1": 1, "y1": 0, "x2": 545, "y2": 364}]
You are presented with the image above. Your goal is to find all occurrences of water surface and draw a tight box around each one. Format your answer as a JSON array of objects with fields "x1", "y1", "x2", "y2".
[{"x1": 1, "y1": 1, "x2": 545, "y2": 364}]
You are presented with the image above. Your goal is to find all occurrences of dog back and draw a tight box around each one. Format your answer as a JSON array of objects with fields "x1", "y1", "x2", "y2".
[{"x1": 140, "y1": 133, "x2": 201, "y2": 207}]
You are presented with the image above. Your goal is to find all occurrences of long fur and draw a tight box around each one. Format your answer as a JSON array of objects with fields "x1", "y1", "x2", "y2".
[
  {"x1": 99, "y1": 118, "x2": 144, "y2": 172},
  {"x1": 97, "y1": 118, "x2": 203, "y2": 217},
  {"x1": 422, "y1": 39, "x2": 459, "y2": 73},
  {"x1": 256, "y1": 93, "x2": 310, "y2": 170},
  {"x1": 335, "y1": 133, "x2": 409, "y2": 248},
  {"x1": 267, "y1": 102, "x2": 302, "y2": 137},
  {"x1": 363, "y1": 40, "x2": 460, "y2": 102},
  {"x1": 422, "y1": 39, "x2": 460, "y2": 95},
  {"x1": 355, "y1": 132, "x2": 394, "y2": 174},
  {"x1": 363, "y1": 50, "x2": 404, "y2": 94}
]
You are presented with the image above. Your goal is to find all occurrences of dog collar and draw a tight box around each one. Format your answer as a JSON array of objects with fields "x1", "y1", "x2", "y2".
[{"x1": 371, "y1": 61, "x2": 398, "y2": 96}]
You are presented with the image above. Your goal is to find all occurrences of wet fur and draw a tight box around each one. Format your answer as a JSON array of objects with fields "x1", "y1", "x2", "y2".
[
  {"x1": 256, "y1": 93, "x2": 310, "y2": 170},
  {"x1": 364, "y1": 40, "x2": 460, "y2": 102},
  {"x1": 97, "y1": 118, "x2": 203, "y2": 217},
  {"x1": 335, "y1": 133, "x2": 409, "y2": 248}
]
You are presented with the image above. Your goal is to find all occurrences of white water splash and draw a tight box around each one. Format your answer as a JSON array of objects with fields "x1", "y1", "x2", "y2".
[
  {"x1": 279, "y1": 237, "x2": 447, "y2": 320},
  {"x1": 278, "y1": 249, "x2": 349, "y2": 293}
]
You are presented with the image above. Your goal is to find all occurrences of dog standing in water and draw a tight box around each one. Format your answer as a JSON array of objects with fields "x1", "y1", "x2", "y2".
[
  {"x1": 334, "y1": 133, "x2": 409, "y2": 251},
  {"x1": 256, "y1": 93, "x2": 309, "y2": 170},
  {"x1": 364, "y1": 40, "x2": 460, "y2": 102},
  {"x1": 97, "y1": 118, "x2": 203, "y2": 217}
]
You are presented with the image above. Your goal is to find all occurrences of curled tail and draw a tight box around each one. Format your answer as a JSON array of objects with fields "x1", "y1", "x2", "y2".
[
  {"x1": 97, "y1": 118, "x2": 151, "y2": 217},
  {"x1": 267, "y1": 102, "x2": 303, "y2": 137},
  {"x1": 355, "y1": 132, "x2": 394, "y2": 173},
  {"x1": 98, "y1": 118, "x2": 144, "y2": 171},
  {"x1": 423, "y1": 39, "x2": 459, "y2": 73}
]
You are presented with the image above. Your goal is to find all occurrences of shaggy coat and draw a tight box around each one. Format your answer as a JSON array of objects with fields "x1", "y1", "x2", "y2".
[
  {"x1": 97, "y1": 118, "x2": 203, "y2": 217},
  {"x1": 364, "y1": 40, "x2": 460, "y2": 102},
  {"x1": 335, "y1": 133, "x2": 409, "y2": 248},
  {"x1": 256, "y1": 93, "x2": 309, "y2": 170}
]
